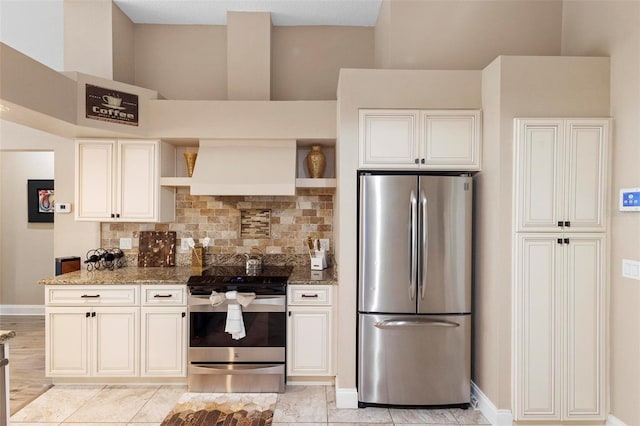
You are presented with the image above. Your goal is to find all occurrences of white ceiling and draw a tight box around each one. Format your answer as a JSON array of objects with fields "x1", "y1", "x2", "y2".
[{"x1": 113, "y1": 0, "x2": 383, "y2": 27}]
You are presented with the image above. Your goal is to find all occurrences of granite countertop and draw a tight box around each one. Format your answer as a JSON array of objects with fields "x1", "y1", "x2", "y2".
[
  {"x1": 0, "y1": 330, "x2": 16, "y2": 343},
  {"x1": 39, "y1": 265, "x2": 337, "y2": 286}
]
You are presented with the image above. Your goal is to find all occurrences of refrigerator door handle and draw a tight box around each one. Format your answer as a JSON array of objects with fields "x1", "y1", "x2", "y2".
[
  {"x1": 409, "y1": 190, "x2": 418, "y2": 301},
  {"x1": 420, "y1": 190, "x2": 428, "y2": 300},
  {"x1": 374, "y1": 318, "x2": 461, "y2": 329}
]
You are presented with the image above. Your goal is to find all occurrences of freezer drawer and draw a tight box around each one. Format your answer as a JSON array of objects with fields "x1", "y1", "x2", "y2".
[{"x1": 358, "y1": 313, "x2": 470, "y2": 406}]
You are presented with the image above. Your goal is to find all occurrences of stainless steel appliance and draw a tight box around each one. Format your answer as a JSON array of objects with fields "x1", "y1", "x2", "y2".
[
  {"x1": 187, "y1": 265, "x2": 292, "y2": 393},
  {"x1": 0, "y1": 344, "x2": 8, "y2": 426},
  {"x1": 357, "y1": 173, "x2": 473, "y2": 407}
]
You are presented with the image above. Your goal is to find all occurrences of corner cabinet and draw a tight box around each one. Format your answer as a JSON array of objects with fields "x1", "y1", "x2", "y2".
[
  {"x1": 75, "y1": 139, "x2": 176, "y2": 222},
  {"x1": 513, "y1": 117, "x2": 609, "y2": 422},
  {"x1": 287, "y1": 285, "x2": 334, "y2": 377},
  {"x1": 359, "y1": 109, "x2": 481, "y2": 170}
]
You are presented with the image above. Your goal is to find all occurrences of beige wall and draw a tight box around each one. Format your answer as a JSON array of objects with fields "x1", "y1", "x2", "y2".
[
  {"x1": 112, "y1": 3, "x2": 134, "y2": 85},
  {"x1": 227, "y1": 12, "x2": 271, "y2": 100},
  {"x1": 476, "y1": 55, "x2": 610, "y2": 410},
  {"x1": 0, "y1": 151, "x2": 54, "y2": 306},
  {"x1": 374, "y1": 0, "x2": 562, "y2": 70},
  {"x1": 63, "y1": 0, "x2": 113, "y2": 79},
  {"x1": 134, "y1": 24, "x2": 227, "y2": 100},
  {"x1": 271, "y1": 26, "x2": 374, "y2": 101},
  {"x1": 336, "y1": 68, "x2": 481, "y2": 392},
  {"x1": 0, "y1": 120, "x2": 99, "y2": 306},
  {"x1": 561, "y1": 2, "x2": 640, "y2": 424}
]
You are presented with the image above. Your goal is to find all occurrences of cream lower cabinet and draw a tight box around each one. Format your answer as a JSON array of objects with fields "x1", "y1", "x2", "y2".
[
  {"x1": 514, "y1": 233, "x2": 605, "y2": 421},
  {"x1": 140, "y1": 285, "x2": 187, "y2": 377},
  {"x1": 46, "y1": 306, "x2": 139, "y2": 377},
  {"x1": 45, "y1": 284, "x2": 186, "y2": 380},
  {"x1": 287, "y1": 285, "x2": 334, "y2": 377}
]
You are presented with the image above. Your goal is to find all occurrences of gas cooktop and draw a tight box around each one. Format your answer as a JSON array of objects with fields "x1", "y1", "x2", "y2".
[{"x1": 187, "y1": 265, "x2": 293, "y2": 295}]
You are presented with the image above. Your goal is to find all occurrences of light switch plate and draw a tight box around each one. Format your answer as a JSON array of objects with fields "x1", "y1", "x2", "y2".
[{"x1": 622, "y1": 259, "x2": 640, "y2": 280}]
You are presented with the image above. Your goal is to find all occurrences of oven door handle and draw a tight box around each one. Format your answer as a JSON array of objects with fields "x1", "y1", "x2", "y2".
[
  {"x1": 190, "y1": 364, "x2": 284, "y2": 375},
  {"x1": 189, "y1": 295, "x2": 286, "y2": 307}
]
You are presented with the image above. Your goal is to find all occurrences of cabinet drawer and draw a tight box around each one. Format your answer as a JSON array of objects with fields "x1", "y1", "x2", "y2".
[
  {"x1": 141, "y1": 285, "x2": 186, "y2": 306},
  {"x1": 46, "y1": 285, "x2": 138, "y2": 306},
  {"x1": 288, "y1": 286, "x2": 332, "y2": 305}
]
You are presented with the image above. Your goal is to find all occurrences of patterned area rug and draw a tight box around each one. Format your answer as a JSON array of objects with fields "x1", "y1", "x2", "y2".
[{"x1": 160, "y1": 393, "x2": 277, "y2": 426}]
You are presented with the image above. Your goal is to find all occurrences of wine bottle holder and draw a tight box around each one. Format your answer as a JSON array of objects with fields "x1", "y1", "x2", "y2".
[{"x1": 84, "y1": 248, "x2": 126, "y2": 271}]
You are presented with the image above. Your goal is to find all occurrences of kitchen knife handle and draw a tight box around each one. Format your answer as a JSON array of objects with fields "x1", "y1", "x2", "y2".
[{"x1": 409, "y1": 190, "x2": 417, "y2": 301}]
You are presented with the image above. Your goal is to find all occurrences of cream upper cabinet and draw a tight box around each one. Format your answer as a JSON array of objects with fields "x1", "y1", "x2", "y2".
[
  {"x1": 420, "y1": 110, "x2": 480, "y2": 169},
  {"x1": 359, "y1": 109, "x2": 481, "y2": 170},
  {"x1": 359, "y1": 110, "x2": 419, "y2": 168},
  {"x1": 514, "y1": 119, "x2": 609, "y2": 232},
  {"x1": 514, "y1": 233, "x2": 605, "y2": 421},
  {"x1": 76, "y1": 139, "x2": 175, "y2": 222}
]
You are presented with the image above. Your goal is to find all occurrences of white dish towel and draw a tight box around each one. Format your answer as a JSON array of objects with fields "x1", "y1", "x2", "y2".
[{"x1": 209, "y1": 290, "x2": 256, "y2": 340}]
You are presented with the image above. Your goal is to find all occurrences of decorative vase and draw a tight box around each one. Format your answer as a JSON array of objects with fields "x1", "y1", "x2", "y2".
[
  {"x1": 184, "y1": 152, "x2": 198, "y2": 177},
  {"x1": 306, "y1": 145, "x2": 326, "y2": 178}
]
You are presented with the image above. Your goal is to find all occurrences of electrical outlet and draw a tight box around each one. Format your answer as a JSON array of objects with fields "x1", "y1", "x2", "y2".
[
  {"x1": 180, "y1": 239, "x2": 190, "y2": 250},
  {"x1": 319, "y1": 239, "x2": 330, "y2": 251},
  {"x1": 119, "y1": 238, "x2": 132, "y2": 250}
]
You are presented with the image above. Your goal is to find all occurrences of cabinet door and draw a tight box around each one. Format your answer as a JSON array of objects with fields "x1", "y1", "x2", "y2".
[
  {"x1": 92, "y1": 307, "x2": 139, "y2": 377},
  {"x1": 565, "y1": 121, "x2": 608, "y2": 232},
  {"x1": 359, "y1": 110, "x2": 419, "y2": 168},
  {"x1": 287, "y1": 307, "x2": 332, "y2": 376},
  {"x1": 421, "y1": 111, "x2": 480, "y2": 170},
  {"x1": 117, "y1": 140, "x2": 158, "y2": 221},
  {"x1": 46, "y1": 307, "x2": 90, "y2": 377},
  {"x1": 514, "y1": 234, "x2": 562, "y2": 420},
  {"x1": 515, "y1": 120, "x2": 565, "y2": 232},
  {"x1": 140, "y1": 307, "x2": 187, "y2": 377},
  {"x1": 75, "y1": 140, "x2": 115, "y2": 220},
  {"x1": 563, "y1": 234, "x2": 605, "y2": 420}
]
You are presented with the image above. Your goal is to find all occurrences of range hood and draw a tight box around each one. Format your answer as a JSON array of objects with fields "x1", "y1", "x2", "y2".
[{"x1": 190, "y1": 139, "x2": 297, "y2": 196}]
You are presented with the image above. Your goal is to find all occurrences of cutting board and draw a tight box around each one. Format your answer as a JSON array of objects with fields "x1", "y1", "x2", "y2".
[{"x1": 138, "y1": 231, "x2": 176, "y2": 267}]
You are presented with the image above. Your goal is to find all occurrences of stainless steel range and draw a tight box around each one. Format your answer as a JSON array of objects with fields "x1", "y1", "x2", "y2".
[{"x1": 187, "y1": 265, "x2": 292, "y2": 393}]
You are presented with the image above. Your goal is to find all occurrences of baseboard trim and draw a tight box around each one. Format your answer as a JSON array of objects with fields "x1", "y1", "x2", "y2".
[
  {"x1": 471, "y1": 381, "x2": 514, "y2": 426},
  {"x1": 335, "y1": 386, "x2": 358, "y2": 408},
  {"x1": 607, "y1": 414, "x2": 627, "y2": 426},
  {"x1": 0, "y1": 305, "x2": 45, "y2": 316}
]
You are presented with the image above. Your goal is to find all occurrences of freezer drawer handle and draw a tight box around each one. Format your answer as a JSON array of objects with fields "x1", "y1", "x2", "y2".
[{"x1": 374, "y1": 319, "x2": 460, "y2": 329}]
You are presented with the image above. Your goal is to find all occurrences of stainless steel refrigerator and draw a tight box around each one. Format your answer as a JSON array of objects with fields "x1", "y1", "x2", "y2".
[{"x1": 357, "y1": 173, "x2": 472, "y2": 407}]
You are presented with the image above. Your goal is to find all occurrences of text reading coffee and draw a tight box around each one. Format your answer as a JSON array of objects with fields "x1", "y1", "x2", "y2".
[{"x1": 86, "y1": 84, "x2": 139, "y2": 126}]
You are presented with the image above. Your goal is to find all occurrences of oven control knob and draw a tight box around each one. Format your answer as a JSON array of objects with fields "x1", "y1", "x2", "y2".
[{"x1": 230, "y1": 276, "x2": 244, "y2": 283}]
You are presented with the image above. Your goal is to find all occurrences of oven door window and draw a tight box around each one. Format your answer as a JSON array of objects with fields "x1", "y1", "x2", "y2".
[{"x1": 190, "y1": 312, "x2": 285, "y2": 347}]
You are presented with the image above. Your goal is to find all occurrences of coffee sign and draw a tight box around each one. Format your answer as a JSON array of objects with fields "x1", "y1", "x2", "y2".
[{"x1": 85, "y1": 84, "x2": 139, "y2": 126}]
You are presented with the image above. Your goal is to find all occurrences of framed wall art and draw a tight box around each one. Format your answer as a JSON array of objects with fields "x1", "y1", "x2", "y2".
[{"x1": 27, "y1": 179, "x2": 54, "y2": 223}]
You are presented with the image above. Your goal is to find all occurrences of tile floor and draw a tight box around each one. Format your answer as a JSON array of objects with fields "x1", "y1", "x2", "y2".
[
  {"x1": 11, "y1": 384, "x2": 490, "y2": 425},
  {"x1": 3, "y1": 315, "x2": 490, "y2": 425}
]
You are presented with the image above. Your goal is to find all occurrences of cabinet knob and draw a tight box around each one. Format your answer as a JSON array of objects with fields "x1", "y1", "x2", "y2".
[
  {"x1": 564, "y1": 221, "x2": 571, "y2": 227},
  {"x1": 111, "y1": 213, "x2": 115, "y2": 218},
  {"x1": 414, "y1": 158, "x2": 419, "y2": 164},
  {"x1": 558, "y1": 221, "x2": 563, "y2": 227},
  {"x1": 557, "y1": 238, "x2": 563, "y2": 244},
  {"x1": 182, "y1": 312, "x2": 186, "y2": 318},
  {"x1": 420, "y1": 158, "x2": 425, "y2": 164},
  {"x1": 564, "y1": 238, "x2": 570, "y2": 244}
]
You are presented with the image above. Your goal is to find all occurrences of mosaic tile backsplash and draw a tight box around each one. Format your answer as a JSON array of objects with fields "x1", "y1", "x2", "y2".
[{"x1": 101, "y1": 187, "x2": 334, "y2": 266}]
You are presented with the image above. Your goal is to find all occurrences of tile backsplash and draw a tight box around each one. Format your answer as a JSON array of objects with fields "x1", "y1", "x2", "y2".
[{"x1": 101, "y1": 187, "x2": 334, "y2": 266}]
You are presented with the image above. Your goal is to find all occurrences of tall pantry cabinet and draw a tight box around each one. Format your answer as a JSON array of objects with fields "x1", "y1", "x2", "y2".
[{"x1": 513, "y1": 118, "x2": 609, "y2": 421}]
